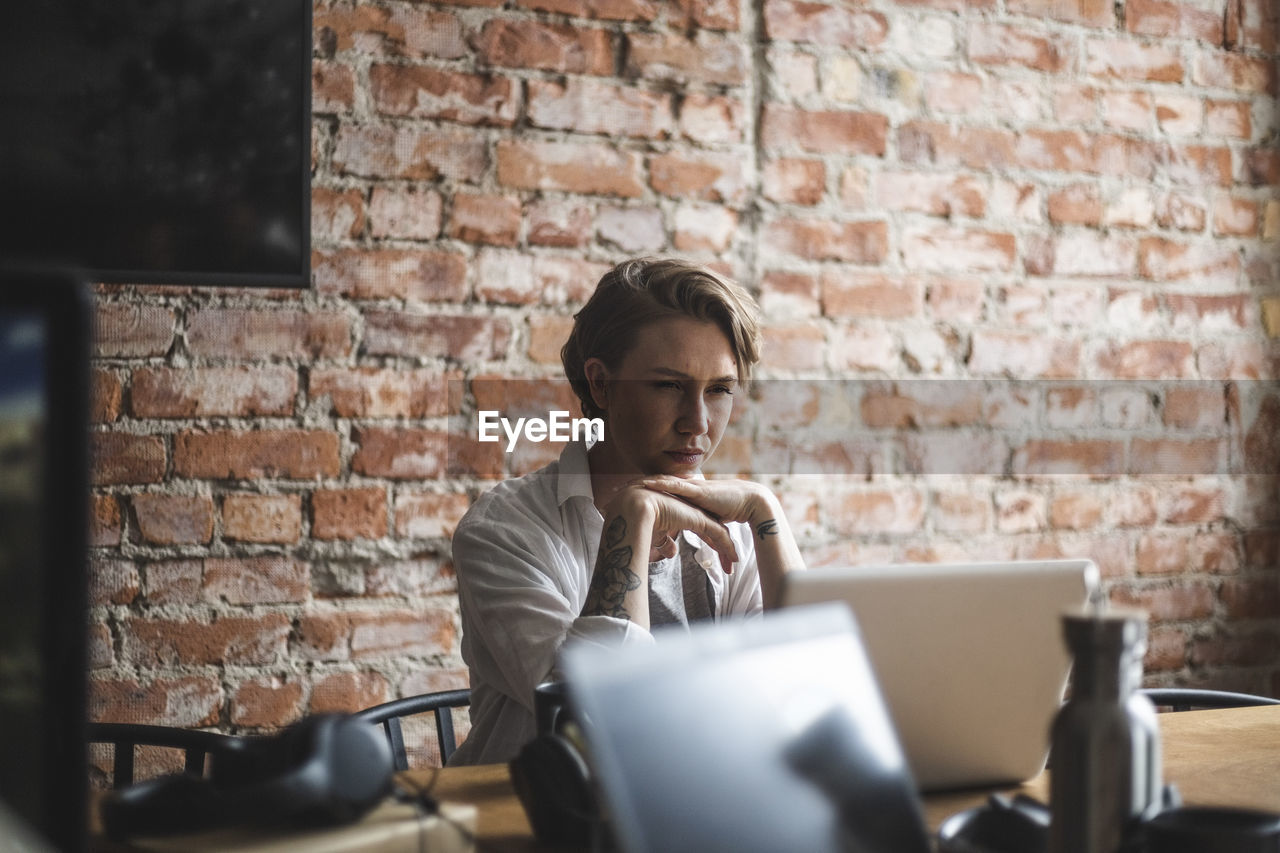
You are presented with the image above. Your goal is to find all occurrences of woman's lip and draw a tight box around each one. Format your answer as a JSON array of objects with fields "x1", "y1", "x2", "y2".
[{"x1": 665, "y1": 450, "x2": 704, "y2": 462}]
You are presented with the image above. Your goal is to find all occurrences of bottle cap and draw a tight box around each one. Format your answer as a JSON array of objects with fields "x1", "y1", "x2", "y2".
[{"x1": 1062, "y1": 606, "x2": 1149, "y2": 654}]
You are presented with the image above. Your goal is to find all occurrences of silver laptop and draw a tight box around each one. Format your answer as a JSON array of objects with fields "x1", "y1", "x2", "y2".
[
  {"x1": 562, "y1": 603, "x2": 932, "y2": 853},
  {"x1": 782, "y1": 559, "x2": 1098, "y2": 791}
]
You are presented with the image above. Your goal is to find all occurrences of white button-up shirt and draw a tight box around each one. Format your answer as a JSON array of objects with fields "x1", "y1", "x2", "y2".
[{"x1": 449, "y1": 439, "x2": 763, "y2": 765}]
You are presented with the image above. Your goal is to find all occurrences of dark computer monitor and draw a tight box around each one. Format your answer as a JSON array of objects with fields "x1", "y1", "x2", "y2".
[{"x1": 0, "y1": 268, "x2": 91, "y2": 851}]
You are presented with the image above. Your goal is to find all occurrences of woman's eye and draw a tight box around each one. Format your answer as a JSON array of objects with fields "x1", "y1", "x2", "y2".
[
  {"x1": 655, "y1": 381, "x2": 680, "y2": 390},
  {"x1": 710, "y1": 385, "x2": 734, "y2": 396}
]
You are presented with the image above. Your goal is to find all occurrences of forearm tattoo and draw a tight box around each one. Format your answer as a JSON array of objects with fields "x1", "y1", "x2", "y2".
[
  {"x1": 756, "y1": 519, "x2": 779, "y2": 541},
  {"x1": 584, "y1": 515, "x2": 641, "y2": 619}
]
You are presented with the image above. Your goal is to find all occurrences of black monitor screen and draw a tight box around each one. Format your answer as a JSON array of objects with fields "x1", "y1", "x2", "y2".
[
  {"x1": 0, "y1": 1, "x2": 311, "y2": 288},
  {"x1": 0, "y1": 274, "x2": 89, "y2": 851}
]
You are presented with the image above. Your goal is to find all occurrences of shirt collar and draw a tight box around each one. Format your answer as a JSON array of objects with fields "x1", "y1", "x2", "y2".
[{"x1": 556, "y1": 438, "x2": 596, "y2": 507}]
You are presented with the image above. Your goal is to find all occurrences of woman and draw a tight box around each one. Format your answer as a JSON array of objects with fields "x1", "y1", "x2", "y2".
[{"x1": 448, "y1": 258, "x2": 805, "y2": 765}]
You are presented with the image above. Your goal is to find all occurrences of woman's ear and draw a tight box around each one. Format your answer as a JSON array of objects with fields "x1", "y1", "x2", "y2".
[{"x1": 583, "y1": 358, "x2": 609, "y2": 413}]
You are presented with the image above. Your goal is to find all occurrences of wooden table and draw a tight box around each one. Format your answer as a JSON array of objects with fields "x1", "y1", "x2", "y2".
[{"x1": 407, "y1": 705, "x2": 1280, "y2": 850}]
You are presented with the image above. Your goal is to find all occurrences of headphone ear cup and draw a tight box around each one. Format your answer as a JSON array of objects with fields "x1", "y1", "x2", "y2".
[{"x1": 509, "y1": 733, "x2": 601, "y2": 846}]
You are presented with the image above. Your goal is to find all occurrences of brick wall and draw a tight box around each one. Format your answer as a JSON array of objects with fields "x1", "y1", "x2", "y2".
[{"x1": 89, "y1": 0, "x2": 1279, "y2": 763}]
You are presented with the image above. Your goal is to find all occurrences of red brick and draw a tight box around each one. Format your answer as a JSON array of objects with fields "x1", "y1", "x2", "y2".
[
  {"x1": 1145, "y1": 626, "x2": 1187, "y2": 671},
  {"x1": 1156, "y1": 192, "x2": 1207, "y2": 231},
  {"x1": 222, "y1": 493, "x2": 302, "y2": 544},
  {"x1": 897, "y1": 121, "x2": 1017, "y2": 170},
  {"x1": 1086, "y1": 39, "x2": 1182, "y2": 82},
  {"x1": 761, "y1": 270, "x2": 820, "y2": 316},
  {"x1": 1163, "y1": 387, "x2": 1228, "y2": 430},
  {"x1": 1044, "y1": 233, "x2": 1138, "y2": 278},
  {"x1": 1102, "y1": 90, "x2": 1154, "y2": 132},
  {"x1": 204, "y1": 557, "x2": 309, "y2": 605},
  {"x1": 862, "y1": 386, "x2": 982, "y2": 429},
  {"x1": 312, "y1": 248, "x2": 466, "y2": 302},
  {"x1": 1205, "y1": 100, "x2": 1251, "y2": 138},
  {"x1": 1166, "y1": 293, "x2": 1252, "y2": 331},
  {"x1": 133, "y1": 493, "x2": 215, "y2": 545},
  {"x1": 369, "y1": 65, "x2": 518, "y2": 125},
  {"x1": 673, "y1": 204, "x2": 737, "y2": 252},
  {"x1": 679, "y1": 93, "x2": 745, "y2": 144},
  {"x1": 352, "y1": 427, "x2": 447, "y2": 479},
  {"x1": 497, "y1": 140, "x2": 644, "y2": 197},
  {"x1": 676, "y1": 0, "x2": 740, "y2": 28},
  {"x1": 902, "y1": 226, "x2": 1015, "y2": 272},
  {"x1": 1111, "y1": 583, "x2": 1216, "y2": 621},
  {"x1": 595, "y1": 205, "x2": 666, "y2": 253},
  {"x1": 1244, "y1": 396, "x2": 1280, "y2": 471},
  {"x1": 313, "y1": 487, "x2": 388, "y2": 541},
  {"x1": 876, "y1": 171, "x2": 984, "y2": 218},
  {"x1": 762, "y1": 159, "x2": 825, "y2": 205},
  {"x1": 131, "y1": 367, "x2": 296, "y2": 418},
  {"x1": 88, "y1": 623, "x2": 114, "y2": 669},
  {"x1": 311, "y1": 186, "x2": 365, "y2": 242},
  {"x1": 996, "y1": 490, "x2": 1047, "y2": 533},
  {"x1": 527, "y1": 78, "x2": 673, "y2": 138},
  {"x1": 394, "y1": 492, "x2": 472, "y2": 539},
  {"x1": 1213, "y1": 197, "x2": 1260, "y2": 237},
  {"x1": 763, "y1": 0, "x2": 889, "y2": 47},
  {"x1": 763, "y1": 217, "x2": 888, "y2": 263},
  {"x1": 1168, "y1": 145, "x2": 1234, "y2": 186},
  {"x1": 528, "y1": 199, "x2": 593, "y2": 247},
  {"x1": 1050, "y1": 492, "x2": 1105, "y2": 530},
  {"x1": 367, "y1": 187, "x2": 444, "y2": 240},
  {"x1": 969, "y1": 23, "x2": 1070, "y2": 71},
  {"x1": 144, "y1": 560, "x2": 203, "y2": 605},
  {"x1": 332, "y1": 124, "x2": 487, "y2": 182},
  {"x1": 474, "y1": 19, "x2": 612, "y2": 73},
  {"x1": 231, "y1": 676, "x2": 305, "y2": 728},
  {"x1": 1161, "y1": 485, "x2": 1227, "y2": 525},
  {"x1": 349, "y1": 608, "x2": 457, "y2": 660},
  {"x1": 761, "y1": 105, "x2": 887, "y2": 156},
  {"x1": 1095, "y1": 340, "x2": 1194, "y2": 378},
  {"x1": 312, "y1": 60, "x2": 355, "y2": 113},
  {"x1": 365, "y1": 557, "x2": 457, "y2": 598},
  {"x1": 1048, "y1": 184, "x2": 1103, "y2": 225},
  {"x1": 968, "y1": 331, "x2": 1080, "y2": 378},
  {"x1": 1154, "y1": 93, "x2": 1202, "y2": 135},
  {"x1": 90, "y1": 559, "x2": 140, "y2": 606},
  {"x1": 1221, "y1": 576, "x2": 1280, "y2": 620},
  {"x1": 1008, "y1": 0, "x2": 1114, "y2": 25},
  {"x1": 174, "y1": 430, "x2": 340, "y2": 480},
  {"x1": 625, "y1": 30, "x2": 748, "y2": 85},
  {"x1": 834, "y1": 488, "x2": 926, "y2": 535},
  {"x1": 186, "y1": 308, "x2": 351, "y2": 360},
  {"x1": 313, "y1": 5, "x2": 467, "y2": 58},
  {"x1": 90, "y1": 494, "x2": 122, "y2": 547},
  {"x1": 124, "y1": 614, "x2": 290, "y2": 667},
  {"x1": 1130, "y1": 439, "x2": 1226, "y2": 476},
  {"x1": 821, "y1": 272, "x2": 921, "y2": 319},
  {"x1": 471, "y1": 375, "x2": 580, "y2": 420},
  {"x1": 94, "y1": 304, "x2": 176, "y2": 358},
  {"x1": 1012, "y1": 440, "x2": 1124, "y2": 476},
  {"x1": 924, "y1": 71, "x2": 983, "y2": 114},
  {"x1": 1126, "y1": 0, "x2": 1222, "y2": 42},
  {"x1": 89, "y1": 676, "x2": 223, "y2": 727},
  {"x1": 1190, "y1": 630, "x2": 1279, "y2": 667},
  {"x1": 650, "y1": 152, "x2": 747, "y2": 203},
  {"x1": 1138, "y1": 238, "x2": 1239, "y2": 283},
  {"x1": 933, "y1": 492, "x2": 991, "y2": 533},
  {"x1": 1192, "y1": 51, "x2": 1274, "y2": 94},
  {"x1": 445, "y1": 193, "x2": 521, "y2": 247},
  {"x1": 1246, "y1": 148, "x2": 1280, "y2": 187},
  {"x1": 528, "y1": 315, "x2": 575, "y2": 364},
  {"x1": 761, "y1": 323, "x2": 826, "y2": 371},
  {"x1": 517, "y1": 0, "x2": 657, "y2": 20},
  {"x1": 1226, "y1": 0, "x2": 1277, "y2": 51},
  {"x1": 91, "y1": 370, "x2": 122, "y2": 423},
  {"x1": 310, "y1": 671, "x2": 392, "y2": 715},
  {"x1": 309, "y1": 368, "x2": 453, "y2": 418},
  {"x1": 362, "y1": 312, "x2": 512, "y2": 361}
]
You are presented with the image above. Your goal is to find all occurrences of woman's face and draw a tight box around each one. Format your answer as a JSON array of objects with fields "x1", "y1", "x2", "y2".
[{"x1": 586, "y1": 315, "x2": 739, "y2": 478}]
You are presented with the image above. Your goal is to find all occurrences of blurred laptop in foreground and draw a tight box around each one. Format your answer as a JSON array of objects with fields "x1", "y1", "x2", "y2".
[
  {"x1": 782, "y1": 559, "x2": 1099, "y2": 791},
  {"x1": 563, "y1": 603, "x2": 932, "y2": 853}
]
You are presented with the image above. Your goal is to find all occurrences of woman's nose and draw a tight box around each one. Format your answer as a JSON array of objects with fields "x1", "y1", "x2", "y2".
[{"x1": 676, "y1": 392, "x2": 709, "y2": 435}]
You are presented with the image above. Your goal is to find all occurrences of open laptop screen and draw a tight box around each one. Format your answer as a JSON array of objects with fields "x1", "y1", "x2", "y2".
[{"x1": 0, "y1": 271, "x2": 90, "y2": 851}]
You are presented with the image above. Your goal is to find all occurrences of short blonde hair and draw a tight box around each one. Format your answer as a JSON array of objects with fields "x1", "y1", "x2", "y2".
[{"x1": 561, "y1": 258, "x2": 761, "y2": 420}]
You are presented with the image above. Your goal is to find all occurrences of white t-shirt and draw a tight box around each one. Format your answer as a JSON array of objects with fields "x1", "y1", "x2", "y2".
[{"x1": 448, "y1": 439, "x2": 763, "y2": 765}]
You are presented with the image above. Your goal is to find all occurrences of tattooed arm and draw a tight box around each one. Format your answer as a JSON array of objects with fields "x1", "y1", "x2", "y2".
[
  {"x1": 580, "y1": 486, "x2": 740, "y2": 627},
  {"x1": 635, "y1": 476, "x2": 805, "y2": 610}
]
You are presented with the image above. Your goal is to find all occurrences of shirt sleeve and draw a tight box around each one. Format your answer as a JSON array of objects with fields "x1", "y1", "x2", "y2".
[
  {"x1": 721, "y1": 520, "x2": 764, "y2": 617},
  {"x1": 452, "y1": 508, "x2": 654, "y2": 713}
]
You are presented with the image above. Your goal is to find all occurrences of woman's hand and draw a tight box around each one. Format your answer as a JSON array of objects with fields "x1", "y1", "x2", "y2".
[{"x1": 636, "y1": 476, "x2": 780, "y2": 538}]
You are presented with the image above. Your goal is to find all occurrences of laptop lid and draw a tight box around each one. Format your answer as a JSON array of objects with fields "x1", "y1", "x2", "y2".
[
  {"x1": 781, "y1": 559, "x2": 1098, "y2": 791},
  {"x1": 562, "y1": 603, "x2": 932, "y2": 853}
]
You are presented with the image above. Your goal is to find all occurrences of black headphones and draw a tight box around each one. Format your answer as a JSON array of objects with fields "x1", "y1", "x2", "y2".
[{"x1": 99, "y1": 714, "x2": 394, "y2": 840}]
